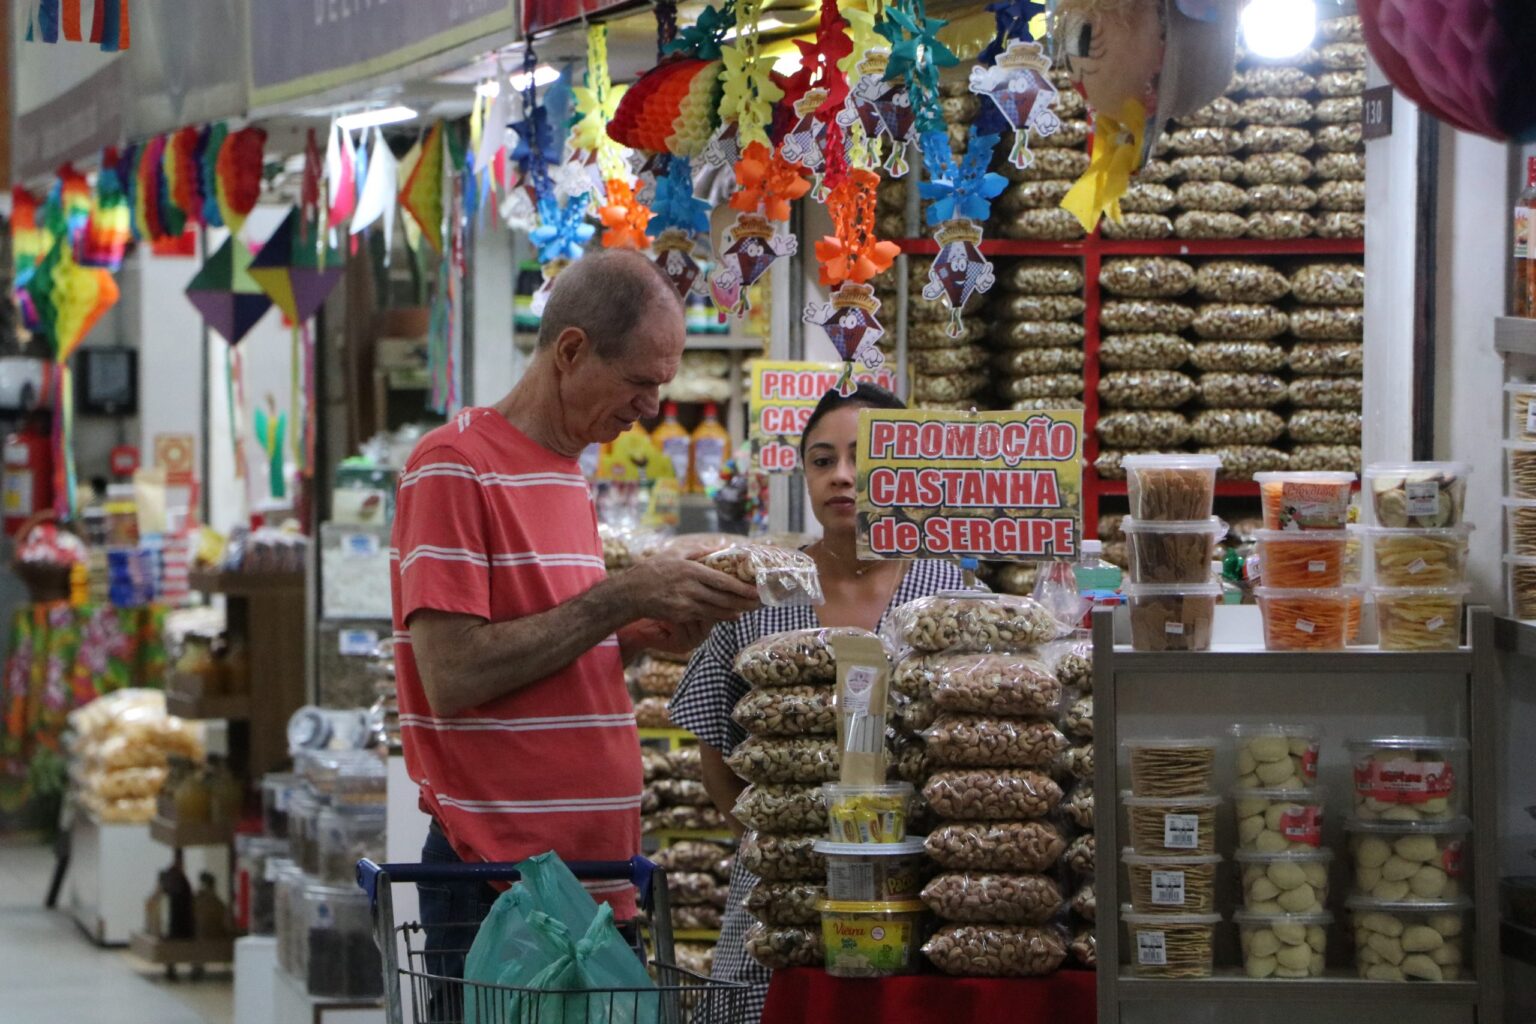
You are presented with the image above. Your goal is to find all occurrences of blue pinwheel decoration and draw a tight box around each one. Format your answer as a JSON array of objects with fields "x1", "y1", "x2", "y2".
[
  {"x1": 529, "y1": 195, "x2": 596, "y2": 263},
  {"x1": 663, "y1": 4, "x2": 736, "y2": 60},
  {"x1": 918, "y1": 131, "x2": 1007, "y2": 226},
  {"x1": 877, "y1": 1, "x2": 958, "y2": 133},
  {"x1": 648, "y1": 157, "x2": 711, "y2": 238}
]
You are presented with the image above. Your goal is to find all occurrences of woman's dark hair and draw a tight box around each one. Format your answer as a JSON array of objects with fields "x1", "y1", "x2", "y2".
[{"x1": 799, "y1": 382, "x2": 907, "y2": 458}]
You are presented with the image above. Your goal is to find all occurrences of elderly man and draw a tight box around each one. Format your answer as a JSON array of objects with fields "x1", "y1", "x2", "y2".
[{"x1": 390, "y1": 250, "x2": 760, "y2": 990}]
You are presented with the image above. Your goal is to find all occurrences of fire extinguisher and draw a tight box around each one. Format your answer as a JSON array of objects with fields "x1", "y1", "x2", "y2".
[{"x1": 4, "y1": 412, "x2": 55, "y2": 536}]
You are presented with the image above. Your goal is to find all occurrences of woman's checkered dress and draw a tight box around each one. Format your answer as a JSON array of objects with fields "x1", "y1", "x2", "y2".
[{"x1": 668, "y1": 560, "x2": 969, "y2": 1023}]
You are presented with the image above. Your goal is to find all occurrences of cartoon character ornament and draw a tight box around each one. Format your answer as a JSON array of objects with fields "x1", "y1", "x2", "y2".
[
  {"x1": 1055, "y1": 0, "x2": 1237, "y2": 231},
  {"x1": 838, "y1": 49, "x2": 918, "y2": 175},
  {"x1": 803, "y1": 282, "x2": 886, "y2": 394},
  {"x1": 779, "y1": 89, "x2": 831, "y2": 170},
  {"x1": 710, "y1": 213, "x2": 796, "y2": 316},
  {"x1": 969, "y1": 39, "x2": 1062, "y2": 170},
  {"x1": 652, "y1": 227, "x2": 707, "y2": 298},
  {"x1": 922, "y1": 220, "x2": 996, "y2": 337}
]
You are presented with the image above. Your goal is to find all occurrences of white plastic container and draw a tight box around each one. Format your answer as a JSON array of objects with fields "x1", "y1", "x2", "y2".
[
  {"x1": 823, "y1": 782, "x2": 914, "y2": 844},
  {"x1": 1235, "y1": 849, "x2": 1333, "y2": 914},
  {"x1": 1121, "y1": 850, "x2": 1222, "y2": 913},
  {"x1": 1120, "y1": 517, "x2": 1229, "y2": 585},
  {"x1": 1253, "y1": 529, "x2": 1349, "y2": 587},
  {"x1": 1231, "y1": 723, "x2": 1321, "y2": 789},
  {"x1": 1363, "y1": 461, "x2": 1472, "y2": 528},
  {"x1": 1507, "y1": 554, "x2": 1536, "y2": 620},
  {"x1": 1254, "y1": 471, "x2": 1356, "y2": 531},
  {"x1": 1506, "y1": 381, "x2": 1536, "y2": 442},
  {"x1": 1365, "y1": 525, "x2": 1473, "y2": 587},
  {"x1": 1344, "y1": 817, "x2": 1470, "y2": 903},
  {"x1": 1233, "y1": 786, "x2": 1327, "y2": 853},
  {"x1": 1123, "y1": 582, "x2": 1221, "y2": 652},
  {"x1": 1121, "y1": 907, "x2": 1221, "y2": 978},
  {"x1": 1371, "y1": 585, "x2": 1468, "y2": 651},
  {"x1": 1122, "y1": 792, "x2": 1220, "y2": 855},
  {"x1": 1235, "y1": 909, "x2": 1332, "y2": 978},
  {"x1": 814, "y1": 838, "x2": 927, "y2": 902},
  {"x1": 1345, "y1": 736, "x2": 1468, "y2": 822},
  {"x1": 1505, "y1": 441, "x2": 1536, "y2": 499},
  {"x1": 1122, "y1": 454, "x2": 1222, "y2": 521},
  {"x1": 1348, "y1": 895, "x2": 1472, "y2": 981},
  {"x1": 1123, "y1": 736, "x2": 1220, "y2": 797}
]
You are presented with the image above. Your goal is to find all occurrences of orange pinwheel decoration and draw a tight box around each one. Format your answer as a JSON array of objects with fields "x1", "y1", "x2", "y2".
[
  {"x1": 813, "y1": 169, "x2": 899, "y2": 286},
  {"x1": 728, "y1": 141, "x2": 811, "y2": 222},
  {"x1": 598, "y1": 179, "x2": 654, "y2": 250}
]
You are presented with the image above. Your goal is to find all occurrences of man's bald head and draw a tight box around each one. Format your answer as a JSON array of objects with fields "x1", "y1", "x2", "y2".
[{"x1": 536, "y1": 250, "x2": 685, "y2": 359}]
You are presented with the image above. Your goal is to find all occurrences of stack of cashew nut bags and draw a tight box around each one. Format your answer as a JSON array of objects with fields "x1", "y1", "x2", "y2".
[
  {"x1": 728, "y1": 627, "x2": 872, "y2": 968},
  {"x1": 643, "y1": 745, "x2": 733, "y2": 939},
  {"x1": 883, "y1": 592, "x2": 1087, "y2": 976}
]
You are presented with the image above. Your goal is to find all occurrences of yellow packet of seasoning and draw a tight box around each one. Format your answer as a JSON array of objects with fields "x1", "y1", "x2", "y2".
[{"x1": 833, "y1": 633, "x2": 892, "y2": 786}]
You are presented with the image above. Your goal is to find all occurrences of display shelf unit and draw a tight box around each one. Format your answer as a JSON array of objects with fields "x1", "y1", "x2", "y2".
[
  {"x1": 891, "y1": 231, "x2": 1365, "y2": 536},
  {"x1": 150, "y1": 813, "x2": 235, "y2": 848},
  {"x1": 1090, "y1": 606, "x2": 1502, "y2": 1024},
  {"x1": 1493, "y1": 316, "x2": 1536, "y2": 357}
]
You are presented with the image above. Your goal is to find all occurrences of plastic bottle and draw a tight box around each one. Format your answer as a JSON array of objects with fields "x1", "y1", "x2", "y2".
[
  {"x1": 651, "y1": 403, "x2": 691, "y2": 485},
  {"x1": 689, "y1": 403, "x2": 732, "y2": 494},
  {"x1": 1073, "y1": 539, "x2": 1123, "y2": 602},
  {"x1": 1516, "y1": 157, "x2": 1536, "y2": 317}
]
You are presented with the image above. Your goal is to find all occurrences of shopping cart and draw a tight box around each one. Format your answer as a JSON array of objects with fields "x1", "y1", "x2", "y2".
[{"x1": 357, "y1": 857, "x2": 748, "y2": 1024}]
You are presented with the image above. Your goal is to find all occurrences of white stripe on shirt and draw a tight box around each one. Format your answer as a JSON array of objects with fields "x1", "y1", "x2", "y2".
[
  {"x1": 400, "y1": 464, "x2": 588, "y2": 491},
  {"x1": 399, "y1": 712, "x2": 636, "y2": 733},
  {"x1": 490, "y1": 552, "x2": 607, "y2": 571},
  {"x1": 435, "y1": 793, "x2": 644, "y2": 814}
]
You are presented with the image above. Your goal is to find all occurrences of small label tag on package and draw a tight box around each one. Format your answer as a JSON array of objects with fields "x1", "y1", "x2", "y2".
[
  {"x1": 1137, "y1": 931, "x2": 1168, "y2": 966},
  {"x1": 834, "y1": 633, "x2": 892, "y2": 785},
  {"x1": 1150, "y1": 870, "x2": 1187, "y2": 906},
  {"x1": 1164, "y1": 813, "x2": 1200, "y2": 850}
]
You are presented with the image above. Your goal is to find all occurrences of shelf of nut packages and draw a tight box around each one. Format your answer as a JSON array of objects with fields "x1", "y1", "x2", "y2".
[
  {"x1": 728, "y1": 627, "x2": 875, "y2": 970},
  {"x1": 876, "y1": 592, "x2": 1086, "y2": 977}
]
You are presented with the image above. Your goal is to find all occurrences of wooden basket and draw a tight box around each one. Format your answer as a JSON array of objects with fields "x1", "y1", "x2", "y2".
[{"x1": 12, "y1": 510, "x2": 77, "y2": 604}]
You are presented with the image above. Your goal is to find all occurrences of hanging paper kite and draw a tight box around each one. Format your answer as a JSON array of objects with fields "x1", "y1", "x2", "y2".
[
  {"x1": 247, "y1": 206, "x2": 345, "y2": 325},
  {"x1": 969, "y1": 39, "x2": 1060, "y2": 170},
  {"x1": 804, "y1": 168, "x2": 899, "y2": 389},
  {"x1": 838, "y1": 50, "x2": 917, "y2": 176},
  {"x1": 400, "y1": 123, "x2": 446, "y2": 253},
  {"x1": 185, "y1": 236, "x2": 272, "y2": 345},
  {"x1": 710, "y1": 213, "x2": 796, "y2": 317},
  {"x1": 917, "y1": 128, "x2": 1008, "y2": 335},
  {"x1": 326, "y1": 123, "x2": 358, "y2": 230},
  {"x1": 351, "y1": 128, "x2": 398, "y2": 257}
]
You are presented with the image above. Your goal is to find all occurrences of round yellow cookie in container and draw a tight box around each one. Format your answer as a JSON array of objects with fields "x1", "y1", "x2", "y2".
[{"x1": 818, "y1": 900, "x2": 928, "y2": 978}]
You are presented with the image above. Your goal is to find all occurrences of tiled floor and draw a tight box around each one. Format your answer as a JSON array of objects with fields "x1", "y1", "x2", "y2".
[{"x1": 0, "y1": 835, "x2": 234, "y2": 1024}]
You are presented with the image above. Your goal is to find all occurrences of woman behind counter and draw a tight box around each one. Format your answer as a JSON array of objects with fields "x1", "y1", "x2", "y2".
[{"x1": 668, "y1": 383, "x2": 971, "y2": 1022}]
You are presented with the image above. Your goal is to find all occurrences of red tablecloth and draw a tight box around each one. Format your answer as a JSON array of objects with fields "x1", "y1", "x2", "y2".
[{"x1": 761, "y1": 968, "x2": 1096, "y2": 1024}]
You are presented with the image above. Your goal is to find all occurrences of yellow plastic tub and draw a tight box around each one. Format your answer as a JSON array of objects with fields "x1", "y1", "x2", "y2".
[{"x1": 819, "y1": 899, "x2": 928, "y2": 977}]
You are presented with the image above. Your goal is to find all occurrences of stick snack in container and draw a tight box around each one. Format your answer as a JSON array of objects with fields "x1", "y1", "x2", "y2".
[
  {"x1": 1232, "y1": 723, "x2": 1320, "y2": 789},
  {"x1": 1345, "y1": 817, "x2": 1469, "y2": 902},
  {"x1": 1505, "y1": 442, "x2": 1536, "y2": 500},
  {"x1": 1254, "y1": 586, "x2": 1354, "y2": 650},
  {"x1": 1363, "y1": 462, "x2": 1471, "y2": 528},
  {"x1": 1346, "y1": 736, "x2": 1467, "y2": 822},
  {"x1": 1507, "y1": 554, "x2": 1536, "y2": 620},
  {"x1": 1254, "y1": 470, "x2": 1356, "y2": 530},
  {"x1": 1366, "y1": 526, "x2": 1472, "y2": 587},
  {"x1": 1236, "y1": 909, "x2": 1331, "y2": 978},
  {"x1": 702, "y1": 544, "x2": 824, "y2": 606},
  {"x1": 1371, "y1": 586, "x2": 1468, "y2": 651},
  {"x1": 1253, "y1": 530, "x2": 1348, "y2": 588},
  {"x1": 1506, "y1": 382, "x2": 1536, "y2": 443},
  {"x1": 1122, "y1": 851, "x2": 1221, "y2": 913},
  {"x1": 1348, "y1": 896, "x2": 1471, "y2": 981},
  {"x1": 1121, "y1": 909, "x2": 1221, "y2": 978},
  {"x1": 1123, "y1": 792, "x2": 1220, "y2": 855},
  {"x1": 1124, "y1": 737, "x2": 1219, "y2": 797},
  {"x1": 1236, "y1": 849, "x2": 1332, "y2": 913},
  {"x1": 1507, "y1": 499, "x2": 1536, "y2": 557},
  {"x1": 1121, "y1": 453, "x2": 1221, "y2": 520}
]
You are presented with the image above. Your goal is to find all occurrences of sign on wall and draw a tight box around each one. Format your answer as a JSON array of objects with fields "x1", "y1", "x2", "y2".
[
  {"x1": 855, "y1": 409, "x2": 1084, "y2": 561},
  {"x1": 749, "y1": 361, "x2": 903, "y2": 473}
]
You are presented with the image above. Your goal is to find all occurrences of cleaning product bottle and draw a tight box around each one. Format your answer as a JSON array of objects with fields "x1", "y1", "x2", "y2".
[
  {"x1": 689, "y1": 403, "x2": 731, "y2": 495},
  {"x1": 652, "y1": 403, "x2": 692, "y2": 485}
]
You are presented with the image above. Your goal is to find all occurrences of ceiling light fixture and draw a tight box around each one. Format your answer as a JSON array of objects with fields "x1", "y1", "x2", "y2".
[
  {"x1": 508, "y1": 64, "x2": 561, "y2": 91},
  {"x1": 475, "y1": 79, "x2": 502, "y2": 99},
  {"x1": 1240, "y1": 0, "x2": 1318, "y2": 61},
  {"x1": 721, "y1": 16, "x2": 791, "y2": 41},
  {"x1": 335, "y1": 105, "x2": 418, "y2": 131}
]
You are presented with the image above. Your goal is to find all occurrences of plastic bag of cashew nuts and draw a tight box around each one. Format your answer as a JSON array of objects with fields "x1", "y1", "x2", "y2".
[
  {"x1": 883, "y1": 592, "x2": 1065, "y2": 655},
  {"x1": 1190, "y1": 340, "x2": 1287, "y2": 373},
  {"x1": 733, "y1": 627, "x2": 883, "y2": 687},
  {"x1": 1190, "y1": 409, "x2": 1287, "y2": 445},
  {"x1": 1061, "y1": 695, "x2": 1094, "y2": 742},
  {"x1": 743, "y1": 880, "x2": 826, "y2": 927},
  {"x1": 1099, "y1": 213, "x2": 1175, "y2": 241},
  {"x1": 634, "y1": 697, "x2": 674, "y2": 729},
  {"x1": 1292, "y1": 263, "x2": 1365, "y2": 305},
  {"x1": 642, "y1": 746, "x2": 672, "y2": 783},
  {"x1": 731, "y1": 685, "x2": 837, "y2": 737},
  {"x1": 926, "y1": 819, "x2": 1067, "y2": 872},
  {"x1": 1098, "y1": 370, "x2": 1198, "y2": 409},
  {"x1": 924, "y1": 923, "x2": 1070, "y2": 977},
  {"x1": 1289, "y1": 342, "x2": 1363, "y2": 376},
  {"x1": 1175, "y1": 211, "x2": 1248, "y2": 240},
  {"x1": 1039, "y1": 635, "x2": 1092, "y2": 691},
  {"x1": 650, "y1": 778, "x2": 712, "y2": 808},
  {"x1": 922, "y1": 871, "x2": 1065, "y2": 925},
  {"x1": 725, "y1": 736, "x2": 840, "y2": 785},
  {"x1": 1240, "y1": 65, "x2": 1317, "y2": 97},
  {"x1": 918, "y1": 653, "x2": 1064, "y2": 716},
  {"x1": 733, "y1": 783, "x2": 827, "y2": 833},
  {"x1": 668, "y1": 871, "x2": 724, "y2": 907},
  {"x1": 746, "y1": 923, "x2": 825, "y2": 969},
  {"x1": 1192, "y1": 304, "x2": 1290, "y2": 340},
  {"x1": 1099, "y1": 334, "x2": 1194, "y2": 371},
  {"x1": 665, "y1": 745, "x2": 701, "y2": 781},
  {"x1": 1005, "y1": 260, "x2": 1083, "y2": 294},
  {"x1": 1097, "y1": 410, "x2": 1192, "y2": 449},
  {"x1": 1061, "y1": 783, "x2": 1095, "y2": 831},
  {"x1": 923, "y1": 714, "x2": 1070, "y2": 769},
  {"x1": 635, "y1": 657, "x2": 687, "y2": 697},
  {"x1": 737, "y1": 830, "x2": 826, "y2": 882},
  {"x1": 1198, "y1": 372, "x2": 1289, "y2": 408},
  {"x1": 1099, "y1": 258, "x2": 1195, "y2": 299},
  {"x1": 652, "y1": 840, "x2": 732, "y2": 875},
  {"x1": 702, "y1": 544, "x2": 823, "y2": 607},
  {"x1": 923, "y1": 768, "x2": 1063, "y2": 821},
  {"x1": 1171, "y1": 154, "x2": 1244, "y2": 182}
]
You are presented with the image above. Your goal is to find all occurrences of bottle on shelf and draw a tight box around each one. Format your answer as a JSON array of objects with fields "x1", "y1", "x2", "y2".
[
  {"x1": 207, "y1": 755, "x2": 244, "y2": 828},
  {"x1": 1516, "y1": 156, "x2": 1536, "y2": 318},
  {"x1": 1074, "y1": 539, "x2": 1123, "y2": 603},
  {"x1": 652, "y1": 403, "x2": 692, "y2": 485},
  {"x1": 689, "y1": 403, "x2": 731, "y2": 495},
  {"x1": 172, "y1": 759, "x2": 211, "y2": 824},
  {"x1": 155, "y1": 850, "x2": 196, "y2": 940},
  {"x1": 193, "y1": 871, "x2": 230, "y2": 941}
]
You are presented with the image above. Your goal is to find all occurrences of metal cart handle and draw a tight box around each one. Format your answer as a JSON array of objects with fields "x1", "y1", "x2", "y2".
[{"x1": 356, "y1": 857, "x2": 658, "y2": 908}]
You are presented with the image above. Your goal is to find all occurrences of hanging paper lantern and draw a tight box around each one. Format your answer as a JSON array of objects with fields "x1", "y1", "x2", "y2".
[
  {"x1": 134, "y1": 137, "x2": 167, "y2": 241},
  {"x1": 609, "y1": 59, "x2": 723, "y2": 157},
  {"x1": 198, "y1": 124, "x2": 228, "y2": 227},
  {"x1": 167, "y1": 126, "x2": 204, "y2": 227},
  {"x1": 216, "y1": 126, "x2": 267, "y2": 235},
  {"x1": 10, "y1": 188, "x2": 48, "y2": 278},
  {"x1": 77, "y1": 157, "x2": 131, "y2": 271}
]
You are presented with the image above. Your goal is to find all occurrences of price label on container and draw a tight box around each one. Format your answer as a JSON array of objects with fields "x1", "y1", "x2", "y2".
[
  {"x1": 1163, "y1": 813, "x2": 1200, "y2": 850},
  {"x1": 1137, "y1": 931, "x2": 1169, "y2": 966},
  {"x1": 855, "y1": 409, "x2": 1083, "y2": 562},
  {"x1": 1362, "y1": 86, "x2": 1393, "y2": 140},
  {"x1": 1150, "y1": 871, "x2": 1187, "y2": 907}
]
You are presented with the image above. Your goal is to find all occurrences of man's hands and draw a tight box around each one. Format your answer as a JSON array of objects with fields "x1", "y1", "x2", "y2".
[
  {"x1": 616, "y1": 556, "x2": 761, "y2": 624},
  {"x1": 619, "y1": 618, "x2": 712, "y2": 662}
]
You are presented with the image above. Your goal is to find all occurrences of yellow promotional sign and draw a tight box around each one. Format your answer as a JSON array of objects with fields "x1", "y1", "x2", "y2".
[
  {"x1": 750, "y1": 361, "x2": 904, "y2": 473},
  {"x1": 855, "y1": 409, "x2": 1084, "y2": 561}
]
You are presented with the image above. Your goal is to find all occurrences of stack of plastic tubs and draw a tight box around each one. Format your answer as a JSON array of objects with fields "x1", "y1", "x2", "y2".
[
  {"x1": 1250, "y1": 471, "x2": 1357, "y2": 650},
  {"x1": 1119, "y1": 454, "x2": 1225, "y2": 652},
  {"x1": 1361, "y1": 463, "x2": 1473, "y2": 650},
  {"x1": 1119, "y1": 736, "x2": 1222, "y2": 979},
  {"x1": 1506, "y1": 385, "x2": 1536, "y2": 619}
]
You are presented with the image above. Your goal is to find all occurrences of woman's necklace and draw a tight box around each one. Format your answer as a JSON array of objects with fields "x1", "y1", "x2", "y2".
[{"x1": 816, "y1": 541, "x2": 873, "y2": 577}]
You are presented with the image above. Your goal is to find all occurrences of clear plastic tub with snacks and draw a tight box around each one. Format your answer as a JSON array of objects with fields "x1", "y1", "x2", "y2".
[
  {"x1": 1122, "y1": 851, "x2": 1222, "y2": 913},
  {"x1": 1254, "y1": 587, "x2": 1355, "y2": 651},
  {"x1": 1348, "y1": 896, "x2": 1472, "y2": 981},
  {"x1": 816, "y1": 839, "x2": 929, "y2": 901},
  {"x1": 1231, "y1": 723, "x2": 1320, "y2": 789},
  {"x1": 1507, "y1": 499, "x2": 1536, "y2": 556},
  {"x1": 1371, "y1": 586, "x2": 1468, "y2": 651},
  {"x1": 1254, "y1": 530, "x2": 1349, "y2": 587},
  {"x1": 1345, "y1": 817, "x2": 1470, "y2": 903},
  {"x1": 1507, "y1": 442, "x2": 1536, "y2": 500},
  {"x1": 1363, "y1": 462, "x2": 1471, "y2": 528},
  {"x1": 1254, "y1": 471, "x2": 1356, "y2": 530},
  {"x1": 824, "y1": 783, "x2": 913, "y2": 844},
  {"x1": 1120, "y1": 517, "x2": 1228, "y2": 585},
  {"x1": 1506, "y1": 382, "x2": 1536, "y2": 442},
  {"x1": 1236, "y1": 909, "x2": 1332, "y2": 978},
  {"x1": 1123, "y1": 737, "x2": 1219, "y2": 797},
  {"x1": 1234, "y1": 786, "x2": 1326, "y2": 853},
  {"x1": 1235, "y1": 849, "x2": 1332, "y2": 914},
  {"x1": 1366, "y1": 526, "x2": 1472, "y2": 587},
  {"x1": 1122, "y1": 454, "x2": 1221, "y2": 521},
  {"x1": 1345, "y1": 736, "x2": 1468, "y2": 822},
  {"x1": 1121, "y1": 909, "x2": 1221, "y2": 978},
  {"x1": 1510, "y1": 554, "x2": 1536, "y2": 619},
  {"x1": 1123, "y1": 582, "x2": 1221, "y2": 652},
  {"x1": 1123, "y1": 792, "x2": 1220, "y2": 855}
]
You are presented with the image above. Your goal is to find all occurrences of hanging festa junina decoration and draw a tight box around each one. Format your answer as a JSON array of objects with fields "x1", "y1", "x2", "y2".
[
  {"x1": 24, "y1": 0, "x2": 130, "y2": 50},
  {"x1": 804, "y1": 168, "x2": 900, "y2": 391},
  {"x1": 648, "y1": 156, "x2": 713, "y2": 299},
  {"x1": 184, "y1": 236, "x2": 272, "y2": 346},
  {"x1": 919, "y1": 128, "x2": 1008, "y2": 334},
  {"x1": 598, "y1": 179, "x2": 655, "y2": 250},
  {"x1": 78, "y1": 153, "x2": 131, "y2": 271},
  {"x1": 607, "y1": 0, "x2": 732, "y2": 158},
  {"x1": 1054, "y1": 0, "x2": 1237, "y2": 231},
  {"x1": 970, "y1": 38, "x2": 1061, "y2": 170},
  {"x1": 215, "y1": 125, "x2": 267, "y2": 235},
  {"x1": 573, "y1": 26, "x2": 631, "y2": 184},
  {"x1": 400, "y1": 122, "x2": 446, "y2": 253}
]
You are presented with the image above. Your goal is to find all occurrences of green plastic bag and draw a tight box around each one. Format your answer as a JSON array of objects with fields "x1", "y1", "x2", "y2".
[{"x1": 464, "y1": 852, "x2": 658, "y2": 1024}]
